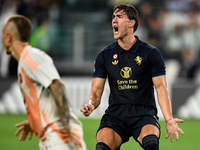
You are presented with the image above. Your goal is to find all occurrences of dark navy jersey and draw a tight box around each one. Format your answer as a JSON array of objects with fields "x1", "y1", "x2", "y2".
[{"x1": 93, "y1": 36, "x2": 166, "y2": 108}]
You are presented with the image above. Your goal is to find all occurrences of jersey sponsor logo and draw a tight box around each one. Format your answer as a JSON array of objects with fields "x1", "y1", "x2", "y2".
[
  {"x1": 120, "y1": 67, "x2": 132, "y2": 78},
  {"x1": 112, "y1": 60, "x2": 119, "y2": 65},
  {"x1": 134, "y1": 56, "x2": 142, "y2": 65},
  {"x1": 117, "y1": 79, "x2": 138, "y2": 90}
]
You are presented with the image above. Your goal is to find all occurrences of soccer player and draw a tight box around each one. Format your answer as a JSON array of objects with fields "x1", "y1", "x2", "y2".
[
  {"x1": 81, "y1": 3, "x2": 184, "y2": 150},
  {"x1": 2, "y1": 15, "x2": 87, "y2": 150}
]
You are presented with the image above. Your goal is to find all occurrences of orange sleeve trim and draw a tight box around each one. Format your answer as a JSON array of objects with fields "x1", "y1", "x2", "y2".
[{"x1": 21, "y1": 47, "x2": 39, "y2": 71}]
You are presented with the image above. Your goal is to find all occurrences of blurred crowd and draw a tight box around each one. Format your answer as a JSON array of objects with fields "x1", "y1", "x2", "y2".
[
  {"x1": 0, "y1": 0, "x2": 200, "y2": 83},
  {"x1": 136, "y1": 0, "x2": 200, "y2": 82}
]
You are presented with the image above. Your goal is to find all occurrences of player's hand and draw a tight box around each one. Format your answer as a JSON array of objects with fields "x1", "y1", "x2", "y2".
[
  {"x1": 69, "y1": 124, "x2": 82, "y2": 149},
  {"x1": 80, "y1": 104, "x2": 95, "y2": 117},
  {"x1": 166, "y1": 118, "x2": 184, "y2": 142},
  {"x1": 15, "y1": 120, "x2": 34, "y2": 141}
]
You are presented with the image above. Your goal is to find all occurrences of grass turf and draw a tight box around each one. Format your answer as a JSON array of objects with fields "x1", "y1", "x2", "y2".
[{"x1": 0, "y1": 114, "x2": 199, "y2": 150}]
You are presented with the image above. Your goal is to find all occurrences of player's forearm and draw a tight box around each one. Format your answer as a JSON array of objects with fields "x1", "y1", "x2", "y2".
[
  {"x1": 157, "y1": 87, "x2": 173, "y2": 122},
  {"x1": 50, "y1": 80, "x2": 71, "y2": 135},
  {"x1": 88, "y1": 92, "x2": 101, "y2": 109},
  {"x1": 87, "y1": 78, "x2": 105, "y2": 109}
]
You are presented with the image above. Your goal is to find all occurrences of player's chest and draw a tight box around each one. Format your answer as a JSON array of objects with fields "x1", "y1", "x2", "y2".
[{"x1": 105, "y1": 52, "x2": 150, "y2": 78}]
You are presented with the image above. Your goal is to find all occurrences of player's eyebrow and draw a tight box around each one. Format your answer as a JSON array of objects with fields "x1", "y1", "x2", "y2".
[{"x1": 112, "y1": 14, "x2": 124, "y2": 19}]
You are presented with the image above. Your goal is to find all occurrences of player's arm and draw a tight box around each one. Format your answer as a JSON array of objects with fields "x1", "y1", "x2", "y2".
[
  {"x1": 80, "y1": 78, "x2": 106, "y2": 117},
  {"x1": 152, "y1": 75, "x2": 184, "y2": 142},
  {"x1": 153, "y1": 75, "x2": 172, "y2": 121},
  {"x1": 49, "y1": 79, "x2": 82, "y2": 148},
  {"x1": 49, "y1": 79, "x2": 71, "y2": 134}
]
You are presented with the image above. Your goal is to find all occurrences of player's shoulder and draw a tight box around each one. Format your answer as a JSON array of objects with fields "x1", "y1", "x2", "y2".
[
  {"x1": 99, "y1": 41, "x2": 117, "y2": 55},
  {"x1": 138, "y1": 39, "x2": 158, "y2": 52},
  {"x1": 138, "y1": 40, "x2": 162, "y2": 57},
  {"x1": 27, "y1": 46, "x2": 47, "y2": 56},
  {"x1": 27, "y1": 46, "x2": 52, "y2": 60},
  {"x1": 22, "y1": 46, "x2": 53, "y2": 68}
]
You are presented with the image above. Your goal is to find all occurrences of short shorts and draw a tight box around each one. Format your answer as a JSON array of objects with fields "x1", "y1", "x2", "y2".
[
  {"x1": 97, "y1": 104, "x2": 160, "y2": 144},
  {"x1": 39, "y1": 112, "x2": 87, "y2": 150},
  {"x1": 39, "y1": 141, "x2": 87, "y2": 150}
]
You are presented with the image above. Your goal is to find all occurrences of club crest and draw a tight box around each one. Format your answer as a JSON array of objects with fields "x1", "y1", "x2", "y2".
[{"x1": 134, "y1": 56, "x2": 142, "y2": 65}]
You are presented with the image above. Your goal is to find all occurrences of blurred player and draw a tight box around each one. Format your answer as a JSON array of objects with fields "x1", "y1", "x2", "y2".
[
  {"x1": 81, "y1": 3, "x2": 184, "y2": 150},
  {"x1": 2, "y1": 15, "x2": 87, "y2": 150}
]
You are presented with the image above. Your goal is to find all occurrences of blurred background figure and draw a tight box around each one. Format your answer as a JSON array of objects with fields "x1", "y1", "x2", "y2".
[
  {"x1": 29, "y1": 10, "x2": 51, "y2": 53},
  {"x1": 0, "y1": 0, "x2": 19, "y2": 78},
  {"x1": 178, "y1": 49, "x2": 198, "y2": 80}
]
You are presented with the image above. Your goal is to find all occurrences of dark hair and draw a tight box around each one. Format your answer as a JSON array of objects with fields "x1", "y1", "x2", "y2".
[
  {"x1": 113, "y1": 3, "x2": 139, "y2": 32},
  {"x1": 7, "y1": 15, "x2": 32, "y2": 42}
]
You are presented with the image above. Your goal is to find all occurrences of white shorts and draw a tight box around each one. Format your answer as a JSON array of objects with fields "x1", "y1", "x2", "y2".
[
  {"x1": 39, "y1": 140, "x2": 87, "y2": 150},
  {"x1": 39, "y1": 112, "x2": 87, "y2": 150}
]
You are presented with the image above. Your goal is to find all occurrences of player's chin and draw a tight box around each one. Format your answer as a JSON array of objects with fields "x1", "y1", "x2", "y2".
[
  {"x1": 5, "y1": 49, "x2": 11, "y2": 54},
  {"x1": 113, "y1": 35, "x2": 119, "y2": 40},
  {"x1": 113, "y1": 33, "x2": 120, "y2": 39}
]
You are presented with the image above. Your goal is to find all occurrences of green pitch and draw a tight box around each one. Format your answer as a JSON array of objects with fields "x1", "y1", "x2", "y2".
[{"x1": 0, "y1": 115, "x2": 199, "y2": 150}]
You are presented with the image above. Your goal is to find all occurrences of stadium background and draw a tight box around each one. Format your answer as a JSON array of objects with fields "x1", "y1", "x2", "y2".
[{"x1": 0, "y1": 0, "x2": 200, "y2": 149}]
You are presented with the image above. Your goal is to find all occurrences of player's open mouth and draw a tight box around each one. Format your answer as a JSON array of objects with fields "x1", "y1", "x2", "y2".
[{"x1": 114, "y1": 26, "x2": 119, "y2": 33}]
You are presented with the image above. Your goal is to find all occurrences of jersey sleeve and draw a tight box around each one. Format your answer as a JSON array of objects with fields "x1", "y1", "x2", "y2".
[
  {"x1": 28, "y1": 51, "x2": 60, "y2": 88},
  {"x1": 93, "y1": 50, "x2": 107, "y2": 79},
  {"x1": 148, "y1": 48, "x2": 166, "y2": 77}
]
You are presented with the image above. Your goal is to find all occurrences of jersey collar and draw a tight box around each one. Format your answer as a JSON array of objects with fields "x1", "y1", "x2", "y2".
[{"x1": 117, "y1": 36, "x2": 139, "y2": 54}]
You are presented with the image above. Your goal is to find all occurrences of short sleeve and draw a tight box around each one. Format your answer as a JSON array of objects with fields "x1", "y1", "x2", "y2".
[
  {"x1": 148, "y1": 48, "x2": 166, "y2": 77},
  {"x1": 93, "y1": 51, "x2": 107, "y2": 79},
  {"x1": 28, "y1": 51, "x2": 60, "y2": 88}
]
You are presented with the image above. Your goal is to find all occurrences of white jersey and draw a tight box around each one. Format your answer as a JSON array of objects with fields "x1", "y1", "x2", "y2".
[{"x1": 18, "y1": 45, "x2": 86, "y2": 149}]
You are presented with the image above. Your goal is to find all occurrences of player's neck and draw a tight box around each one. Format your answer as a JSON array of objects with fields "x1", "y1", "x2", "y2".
[
  {"x1": 118, "y1": 35, "x2": 136, "y2": 50},
  {"x1": 12, "y1": 41, "x2": 29, "y2": 62}
]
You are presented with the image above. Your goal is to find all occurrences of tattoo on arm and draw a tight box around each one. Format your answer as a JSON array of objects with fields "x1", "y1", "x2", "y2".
[{"x1": 50, "y1": 80, "x2": 71, "y2": 135}]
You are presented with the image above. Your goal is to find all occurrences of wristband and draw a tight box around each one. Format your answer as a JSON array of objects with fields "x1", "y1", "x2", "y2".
[{"x1": 166, "y1": 118, "x2": 172, "y2": 123}]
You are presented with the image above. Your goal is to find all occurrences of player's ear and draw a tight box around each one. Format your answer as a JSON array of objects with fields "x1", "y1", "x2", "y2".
[
  {"x1": 6, "y1": 32, "x2": 12, "y2": 42},
  {"x1": 129, "y1": 20, "x2": 135, "y2": 28},
  {"x1": 7, "y1": 32, "x2": 14, "y2": 45}
]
